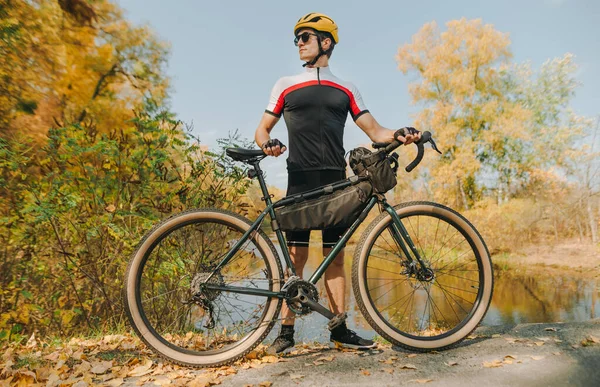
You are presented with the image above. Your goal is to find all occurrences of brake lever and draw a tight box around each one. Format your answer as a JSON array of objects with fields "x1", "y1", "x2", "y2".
[{"x1": 428, "y1": 137, "x2": 442, "y2": 154}]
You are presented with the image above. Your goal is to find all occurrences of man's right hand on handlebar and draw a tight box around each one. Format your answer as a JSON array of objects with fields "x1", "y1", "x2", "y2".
[
  {"x1": 262, "y1": 138, "x2": 287, "y2": 157},
  {"x1": 395, "y1": 127, "x2": 421, "y2": 145}
]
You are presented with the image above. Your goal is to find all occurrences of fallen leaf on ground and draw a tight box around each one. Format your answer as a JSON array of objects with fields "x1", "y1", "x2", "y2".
[
  {"x1": 536, "y1": 337, "x2": 551, "y2": 342},
  {"x1": 544, "y1": 327, "x2": 558, "y2": 332},
  {"x1": 446, "y1": 361, "x2": 458, "y2": 366},
  {"x1": 399, "y1": 364, "x2": 417, "y2": 370},
  {"x1": 259, "y1": 382, "x2": 273, "y2": 387},
  {"x1": 290, "y1": 374, "x2": 304, "y2": 380},
  {"x1": 153, "y1": 376, "x2": 172, "y2": 386},
  {"x1": 382, "y1": 368, "x2": 394, "y2": 374},
  {"x1": 127, "y1": 359, "x2": 154, "y2": 377},
  {"x1": 491, "y1": 334, "x2": 501, "y2": 338},
  {"x1": 534, "y1": 342, "x2": 545, "y2": 346},
  {"x1": 315, "y1": 355, "x2": 335, "y2": 362},
  {"x1": 407, "y1": 354, "x2": 417, "y2": 358},
  {"x1": 90, "y1": 360, "x2": 113, "y2": 375},
  {"x1": 410, "y1": 379, "x2": 433, "y2": 384},
  {"x1": 553, "y1": 352, "x2": 561, "y2": 356},
  {"x1": 361, "y1": 369, "x2": 371, "y2": 376},
  {"x1": 530, "y1": 356, "x2": 545, "y2": 361},
  {"x1": 483, "y1": 360, "x2": 503, "y2": 368},
  {"x1": 467, "y1": 335, "x2": 478, "y2": 339},
  {"x1": 105, "y1": 378, "x2": 124, "y2": 387},
  {"x1": 504, "y1": 355, "x2": 518, "y2": 359}
]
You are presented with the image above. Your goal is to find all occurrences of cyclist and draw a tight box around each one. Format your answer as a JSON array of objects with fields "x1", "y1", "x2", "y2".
[{"x1": 254, "y1": 12, "x2": 421, "y2": 354}]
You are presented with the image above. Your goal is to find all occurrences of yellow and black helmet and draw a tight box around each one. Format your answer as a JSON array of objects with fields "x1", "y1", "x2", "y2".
[{"x1": 294, "y1": 13, "x2": 339, "y2": 44}]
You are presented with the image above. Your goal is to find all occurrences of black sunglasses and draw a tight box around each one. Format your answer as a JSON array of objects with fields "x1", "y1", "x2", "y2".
[{"x1": 294, "y1": 32, "x2": 318, "y2": 46}]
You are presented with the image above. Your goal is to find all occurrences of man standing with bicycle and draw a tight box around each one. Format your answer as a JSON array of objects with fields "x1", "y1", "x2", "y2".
[{"x1": 255, "y1": 12, "x2": 421, "y2": 353}]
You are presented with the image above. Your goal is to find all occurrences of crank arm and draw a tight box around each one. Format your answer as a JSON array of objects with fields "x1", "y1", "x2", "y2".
[{"x1": 290, "y1": 288, "x2": 335, "y2": 319}]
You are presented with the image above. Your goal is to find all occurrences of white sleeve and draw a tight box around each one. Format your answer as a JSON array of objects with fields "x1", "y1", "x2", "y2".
[{"x1": 265, "y1": 78, "x2": 285, "y2": 117}]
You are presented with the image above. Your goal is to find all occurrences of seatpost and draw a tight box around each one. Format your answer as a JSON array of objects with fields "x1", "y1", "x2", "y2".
[{"x1": 252, "y1": 161, "x2": 274, "y2": 207}]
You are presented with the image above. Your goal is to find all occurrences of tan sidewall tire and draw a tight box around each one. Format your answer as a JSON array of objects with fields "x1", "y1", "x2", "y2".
[
  {"x1": 124, "y1": 209, "x2": 282, "y2": 367},
  {"x1": 353, "y1": 202, "x2": 493, "y2": 350}
]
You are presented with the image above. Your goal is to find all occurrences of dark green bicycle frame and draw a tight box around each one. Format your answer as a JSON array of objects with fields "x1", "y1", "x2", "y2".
[{"x1": 205, "y1": 162, "x2": 424, "y2": 302}]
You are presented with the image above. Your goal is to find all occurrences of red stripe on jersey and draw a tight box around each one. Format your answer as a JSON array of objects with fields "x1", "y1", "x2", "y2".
[
  {"x1": 273, "y1": 80, "x2": 363, "y2": 117},
  {"x1": 273, "y1": 80, "x2": 320, "y2": 115}
]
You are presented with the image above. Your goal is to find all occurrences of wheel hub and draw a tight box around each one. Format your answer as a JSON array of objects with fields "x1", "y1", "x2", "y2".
[{"x1": 190, "y1": 271, "x2": 224, "y2": 302}]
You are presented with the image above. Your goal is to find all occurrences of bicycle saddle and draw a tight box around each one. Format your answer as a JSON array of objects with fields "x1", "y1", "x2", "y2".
[{"x1": 225, "y1": 147, "x2": 266, "y2": 162}]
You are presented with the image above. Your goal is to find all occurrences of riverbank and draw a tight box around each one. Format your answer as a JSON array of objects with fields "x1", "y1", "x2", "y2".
[{"x1": 492, "y1": 240, "x2": 600, "y2": 275}]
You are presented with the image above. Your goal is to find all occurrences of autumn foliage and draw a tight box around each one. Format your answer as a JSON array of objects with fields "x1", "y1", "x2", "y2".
[
  {"x1": 395, "y1": 18, "x2": 599, "y2": 252},
  {"x1": 1, "y1": 0, "x2": 252, "y2": 342}
]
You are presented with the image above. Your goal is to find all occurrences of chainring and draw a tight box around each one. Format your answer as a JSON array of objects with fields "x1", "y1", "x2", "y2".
[{"x1": 284, "y1": 279, "x2": 319, "y2": 315}]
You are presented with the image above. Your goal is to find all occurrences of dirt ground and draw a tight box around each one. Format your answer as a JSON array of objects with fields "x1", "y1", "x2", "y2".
[{"x1": 125, "y1": 320, "x2": 600, "y2": 387}]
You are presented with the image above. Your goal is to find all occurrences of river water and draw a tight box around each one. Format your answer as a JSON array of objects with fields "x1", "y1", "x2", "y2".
[{"x1": 271, "y1": 245, "x2": 600, "y2": 343}]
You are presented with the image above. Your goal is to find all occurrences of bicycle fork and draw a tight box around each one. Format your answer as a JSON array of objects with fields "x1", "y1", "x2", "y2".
[{"x1": 382, "y1": 200, "x2": 434, "y2": 281}]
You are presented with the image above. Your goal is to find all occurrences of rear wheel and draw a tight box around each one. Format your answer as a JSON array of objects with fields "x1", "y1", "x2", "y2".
[
  {"x1": 124, "y1": 209, "x2": 283, "y2": 367},
  {"x1": 353, "y1": 201, "x2": 493, "y2": 351}
]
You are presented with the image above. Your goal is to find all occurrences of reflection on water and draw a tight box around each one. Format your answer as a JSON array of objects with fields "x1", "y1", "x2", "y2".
[{"x1": 272, "y1": 243, "x2": 600, "y2": 343}]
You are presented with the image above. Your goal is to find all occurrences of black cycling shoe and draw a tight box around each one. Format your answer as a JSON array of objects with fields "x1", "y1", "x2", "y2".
[
  {"x1": 266, "y1": 333, "x2": 295, "y2": 355},
  {"x1": 330, "y1": 328, "x2": 377, "y2": 350}
]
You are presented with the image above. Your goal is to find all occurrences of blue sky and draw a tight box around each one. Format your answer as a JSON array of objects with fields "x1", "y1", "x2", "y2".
[{"x1": 117, "y1": 0, "x2": 599, "y2": 189}]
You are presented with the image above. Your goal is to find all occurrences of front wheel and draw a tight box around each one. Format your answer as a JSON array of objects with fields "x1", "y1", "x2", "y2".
[
  {"x1": 124, "y1": 209, "x2": 283, "y2": 367},
  {"x1": 353, "y1": 201, "x2": 493, "y2": 351}
]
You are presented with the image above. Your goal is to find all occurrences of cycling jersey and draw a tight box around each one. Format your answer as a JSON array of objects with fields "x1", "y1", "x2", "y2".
[{"x1": 265, "y1": 66, "x2": 369, "y2": 172}]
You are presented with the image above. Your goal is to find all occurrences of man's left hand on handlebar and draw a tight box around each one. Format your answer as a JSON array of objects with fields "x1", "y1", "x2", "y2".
[{"x1": 395, "y1": 127, "x2": 421, "y2": 145}]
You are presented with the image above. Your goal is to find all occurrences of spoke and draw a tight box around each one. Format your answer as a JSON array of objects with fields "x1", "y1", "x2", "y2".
[
  {"x1": 369, "y1": 252, "x2": 404, "y2": 265},
  {"x1": 366, "y1": 265, "x2": 404, "y2": 277},
  {"x1": 433, "y1": 282, "x2": 472, "y2": 314},
  {"x1": 373, "y1": 277, "x2": 410, "y2": 303},
  {"x1": 434, "y1": 282, "x2": 478, "y2": 295},
  {"x1": 368, "y1": 277, "x2": 406, "y2": 292},
  {"x1": 141, "y1": 288, "x2": 185, "y2": 304},
  {"x1": 435, "y1": 271, "x2": 479, "y2": 283},
  {"x1": 430, "y1": 238, "x2": 469, "y2": 266},
  {"x1": 381, "y1": 287, "x2": 415, "y2": 316}
]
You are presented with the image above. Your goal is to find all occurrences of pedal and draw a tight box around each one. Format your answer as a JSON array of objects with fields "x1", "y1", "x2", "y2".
[{"x1": 327, "y1": 312, "x2": 348, "y2": 331}]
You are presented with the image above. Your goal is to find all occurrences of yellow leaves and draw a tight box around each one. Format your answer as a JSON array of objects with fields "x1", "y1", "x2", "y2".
[
  {"x1": 581, "y1": 335, "x2": 600, "y2": 347},
  {"x1": 91, "y1": 360, "x2": 114, "y2": 375},
  {"x1": 483, "y1": 360, "x2": 503, "y2": 368},
  {"x1": 127, "y1": 359, "x2": 154, "y2": 377}
]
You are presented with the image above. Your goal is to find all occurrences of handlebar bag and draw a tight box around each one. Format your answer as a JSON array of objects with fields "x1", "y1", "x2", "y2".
[
  {"x1": 275, "y1": 181, "x2": 373, "y2": 232},
  {"x1": 348, "y1": 147, "x2": 397, "y2": 193}
]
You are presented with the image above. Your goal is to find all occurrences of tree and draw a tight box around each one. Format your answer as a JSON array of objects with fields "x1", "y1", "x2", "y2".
[
  {"x1": 396, "y1": 19, "x2": 587, "y2": 210},
  {"x1": 0, "y1": 0, "x2": 169, "y2": 142}
]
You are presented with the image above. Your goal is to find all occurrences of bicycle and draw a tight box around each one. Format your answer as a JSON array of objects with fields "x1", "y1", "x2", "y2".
[{"x1": 123, "y1": 132, "x2": 493, "y2": 367}]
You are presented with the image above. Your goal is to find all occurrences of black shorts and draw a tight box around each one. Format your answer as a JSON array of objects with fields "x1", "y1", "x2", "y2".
[{"x1": 285, "y1": 169, "x2": 347, "y2": 248}]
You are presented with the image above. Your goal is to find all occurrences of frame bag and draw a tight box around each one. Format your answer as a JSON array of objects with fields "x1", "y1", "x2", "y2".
[
  {"x1": 275, "y1": 180, "x2": 373, "y2": 232},
  {"x1": 348, "y1": 147, "x2": 398, "y2": 193}
]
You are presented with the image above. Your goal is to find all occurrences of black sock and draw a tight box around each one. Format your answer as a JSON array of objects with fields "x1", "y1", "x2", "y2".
[
  {"x1": 331, "y1": 322, "x2": 347, "y2": 336},
  {"x1": 281, "y1": 324, "x2": 294, "y2": 337}
]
